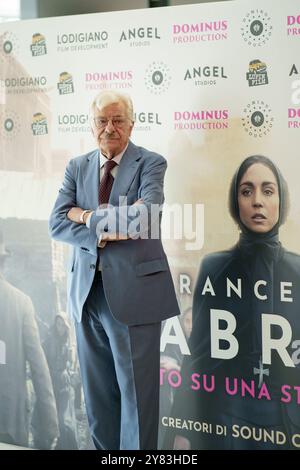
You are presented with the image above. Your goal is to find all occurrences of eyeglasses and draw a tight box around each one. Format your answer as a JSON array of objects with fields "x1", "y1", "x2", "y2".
[{"x1": 92, "y1": 117, "x2": 129, "y2": 129}]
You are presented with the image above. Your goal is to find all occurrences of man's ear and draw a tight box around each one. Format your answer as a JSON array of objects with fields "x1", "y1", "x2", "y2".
[{"x1": 129, "y1": 121, "x2": 134, "y2": 135}]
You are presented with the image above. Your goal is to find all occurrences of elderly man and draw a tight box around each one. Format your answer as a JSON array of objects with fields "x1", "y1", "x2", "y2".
[{"x1": 49, "y1": 90, "x2": 179, "y2": 450}]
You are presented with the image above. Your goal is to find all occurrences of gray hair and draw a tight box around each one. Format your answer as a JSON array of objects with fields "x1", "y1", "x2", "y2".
[{"x1": 91, "y1": 90, "x2": 134, "y2": 122}]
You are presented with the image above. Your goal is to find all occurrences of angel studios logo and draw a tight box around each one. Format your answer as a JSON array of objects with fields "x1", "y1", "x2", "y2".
[
  {"x1": 246, "y1": 59, "x2": 268, "y2": 86},
  {"x1": 241, "y1": 9, "x2": 272, "y2": 46},
  {"x1": 57, "y1": 72, "x2": 74, "y2": 94},
  {"x1": 288, "y1": 63, "x2": 300, "y2": 129},
  {"x1": 30, "y1": 33, "x2": 47, "y2": 56},
  {"x1": 242, "y1": 100, "x2": 274, "y2": 137},
  {"x1": 0, "y1": 111, "x2": 21, "y2": 140},
  {"x1": 31, "y1": 113, "x2": 48, "y2": 135},
  {"x1": 144, "y1": 62, "x2": 171, "y2": 94}
]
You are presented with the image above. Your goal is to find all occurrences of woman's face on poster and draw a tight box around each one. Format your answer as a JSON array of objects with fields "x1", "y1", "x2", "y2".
[{"x1": 238, "y1": 163, "x2": 280, "y2": 233}]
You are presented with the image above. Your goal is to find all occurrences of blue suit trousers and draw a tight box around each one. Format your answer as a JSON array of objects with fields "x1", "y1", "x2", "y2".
[{"x1": 75, "y1": 272, "x2": 161, "y2": 450}]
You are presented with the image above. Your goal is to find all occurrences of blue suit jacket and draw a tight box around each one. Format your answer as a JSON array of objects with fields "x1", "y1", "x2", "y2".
[{"x1": 49, "y1": 141, "x2": 180, "y2": 325}]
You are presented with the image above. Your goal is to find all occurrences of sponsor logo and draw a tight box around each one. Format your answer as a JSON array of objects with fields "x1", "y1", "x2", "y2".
[
  {"x1": 242, "y1": 101, "x2": 273, "y2": 137},
  {"x1": 32, "y1": 113, "x2": 48, "y2": 135},
  {"x1": 0, "y1": 32, "x2": 20, "y2": 59},
  {"x1": 133, "y1": 111, "x2": 162, "y2": 132},
  {"x1": 57, "y1": 114, "x2": 90, "y2": 133},
  {"x1": 287, "y1": 15, "x2": 300, "y2": 36},
  {"x1": 184, "y1": 65, "x2": 227, "y2": 87},
  {"x1": 289, "y1": 64, "x2": 299, "y2": 77},
  {"x1": 85, "y1": 70, "x2": 133, "y2": 91},
  {"x1": 173, "y1": 110, "x2": 229, "y2": 130},
  {"x1": 119, "y1": 26, "x2": 161, "y2": 47},
  {"x1": 288, "y1": 108, "x2": 300, "y2": 128},
  {"x1": 1, "y1": 76, "x2": 48, "y2": 94},
  {"x1": 0, "y1": 111, "x2": 21, "y2": 139},
  {"x1": 241, "y1": 9, "x2": 272, "y2": 46},
  {"x1": 57, "y1": 72, "x2": 74, "y2": 95},
  {"x1": 57, "y1": 31, "x2": 108, "y2": 52},
  {"x1": 172, "y1": 20, "x2": 228, "y2": 44},
  {"x1": 30, "y1": 33, "x2": 47, "y2": 56},
  {"x1": 246, "y1": 59, "x2": 268, "y2": 86},
  {"x1": 288, "y1": 64, "x2": 300, "y2": 128},
  {"x1": 145, "y1": 62, "x2": 171, "y2": 94}
]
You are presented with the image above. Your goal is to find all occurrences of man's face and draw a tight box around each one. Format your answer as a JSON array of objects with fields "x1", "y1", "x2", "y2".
[{"x1": 91, "y1": 102, "x2": 134, "y2": 159}]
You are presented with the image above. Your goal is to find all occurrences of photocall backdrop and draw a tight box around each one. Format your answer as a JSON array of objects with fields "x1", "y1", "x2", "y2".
[{"x1": 0, "y1": 0, "x2": 299, "y2": 450}]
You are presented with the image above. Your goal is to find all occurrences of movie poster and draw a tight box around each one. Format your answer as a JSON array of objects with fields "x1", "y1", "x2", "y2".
[
  {"x1": 0, "y1": 0, "x2": 299, "y2": 449},
  {"x1": 160, "y1": 156, "x2": 300, "y2": 450}
]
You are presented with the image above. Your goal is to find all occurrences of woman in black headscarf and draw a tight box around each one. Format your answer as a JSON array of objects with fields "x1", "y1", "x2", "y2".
[{"x1": 170, "y1": 155, "x2": 300, "y2": 450}]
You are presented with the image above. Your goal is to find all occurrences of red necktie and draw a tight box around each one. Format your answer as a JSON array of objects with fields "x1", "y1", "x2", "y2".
[{"x1": 99, "y1": 160, "x2": 117, "y2": 204}]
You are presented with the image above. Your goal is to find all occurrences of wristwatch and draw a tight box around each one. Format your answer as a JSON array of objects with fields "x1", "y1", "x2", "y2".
[{"x1": 79, "y1": 209, "x2": 92, "y2": 224}]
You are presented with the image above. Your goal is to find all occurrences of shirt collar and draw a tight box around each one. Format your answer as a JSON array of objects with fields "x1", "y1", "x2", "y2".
[{"x1": 99, "y1": 143, "x2": 129, "y2": 168}]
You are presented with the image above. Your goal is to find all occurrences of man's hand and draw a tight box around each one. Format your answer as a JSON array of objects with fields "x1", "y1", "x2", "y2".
[
  {"x1": 133, "y1": 198, "x2": 143, "y2": 205},
  {"x1": 100, "y1": 199, "x2": 144, "y2": 243},
  {"x1": 67, "y1": 207, "x2": 92, "y2": 224},
  {"x1": 67, "y1": 207, "x2": 85, "y2": 224}
]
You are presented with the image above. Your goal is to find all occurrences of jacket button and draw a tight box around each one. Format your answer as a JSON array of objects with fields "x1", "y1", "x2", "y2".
[{"x1": 90, "y1": 264, "x2": 96, "y2": 270}]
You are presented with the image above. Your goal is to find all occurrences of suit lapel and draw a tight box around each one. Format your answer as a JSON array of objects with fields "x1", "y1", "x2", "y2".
[
  {"x1": 110, "y1": 141, "x2": 141, "y2": 206},
  {"x1": 84, "y1": 150, "x2": 100, "y2": 209}
]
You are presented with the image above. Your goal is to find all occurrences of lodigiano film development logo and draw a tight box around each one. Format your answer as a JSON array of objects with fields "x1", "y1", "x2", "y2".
[
  {"x1": 241, "y1": 9, "x2": 272, "y2": 46},
  {"x1": 246, "y1": 59, "x2": 268, "y2": 87},
  {"x1": 0, "y1": 111, "x2": 21, "y2": 139},
  {"x1": 57, "y1": 72, "x2": 74, "y2": 94},
  {"x1": 242, "y1": 100, "x2": 274, "y2": 137},
  {"x1": 58, "y1": 113, "x2": 90, "y2": 133},
  {"x1": 0, "y1": 32, "x2": 20, "y2": 59},
  {"x1": 31, "y1": 113, "x2": 48, "y2": 135},
  {"x1": 56, "y1": 31, "x2": 108, "y2": 52},
  {"x1": 30, "y1": 33, "x2": 47, "y2": 56},
  {"x1": 145, "y1": 62, "x2": 171, "y2": 94}
]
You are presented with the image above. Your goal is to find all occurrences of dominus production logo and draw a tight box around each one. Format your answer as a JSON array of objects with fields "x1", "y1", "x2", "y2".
[
  {"x1": 145, "y1": 62, "x2": 171, "y2": 94},
  {"x1": 241, "y1": 10, "x2": 272, "y2": 46},
  {"x1": 57, "y1": 72, "x2": 74, "y2": 94},
  {"x1": 242, "y1": 101, "x2": 273, "y2": 137},
  {"x1": 32, "y1": 113, "x2": 48, "y2": 135},
  {"x1": 30, "y1": 33, "x2": 47, "y2": 56},
  {"x1": 287, "y1": 15, "x2": 300, "y2": 36},
  {"x1": 246, "y1": 59, "x2": 268, "y2": 86},
  {"x1": 0, "y1": 111, "x2": 21, "y2": 139}
]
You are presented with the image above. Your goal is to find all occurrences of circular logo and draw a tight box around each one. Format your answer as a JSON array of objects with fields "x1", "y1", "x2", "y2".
[
  {"x1": 3, "y1": 40, "x2": 13, "y2": 54},
  {"x1": 251, "y1": 111, "x2": 264, "y2": 127},
  {"x1": 0, "y1": 111, "x2": 21, "y2": 139},
  {"x1": 4, "y1": 118, "x2": 14, "y2": 132},
  {"x1": 0, "y1": 33, "x2": 20, "y2": 59},
  {"x1": 242, "y1": 101, "x2": 273, "y2": 138},
  {"x1": 145, "y1": 62, "x2": 171, "y2": 94},
  {"x1": 241, "y1": 10, "x2": 272, "y2": 46},
  {"x1": 250, "y1": 20, "x2": 263, "y2": 36},
  {"x1": 152, "y1": 70, "x2": 163, "y2": 86}
]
